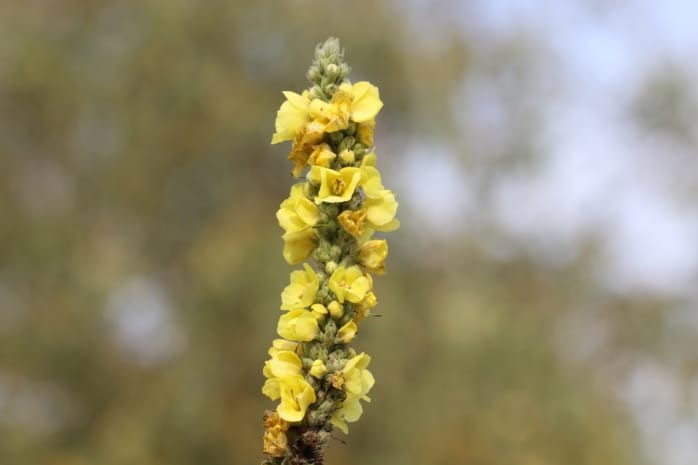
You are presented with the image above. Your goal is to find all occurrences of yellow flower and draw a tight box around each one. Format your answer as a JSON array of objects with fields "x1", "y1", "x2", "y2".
[
  {"x1": 337, "y1": 209, "x2": 366, "y2": 238},
  {"x1": 263, "y1": 350, "x2": 303, "y2": 379},
  {"x1": 329, "y1": 371, "x2": 344, "y2": 390},
  {"x1": 271, "y1": 91, "x2": 311, "y2": 144},
  {"x1": 277, "y1": 309, "x2": 320, "y2": 341},
  {"x1": 295, "y1": 121, "x2": 326, "y2": 149},
  {"x1": 307, "y1": 143, "x2": 336, "y2": 168},
  {"x1": 281, "y1": 229, "x2": 317, "y2": 265},
  {"x1": 309, "y1": 91, "x2": 351, "y2": 133},
  {"x1": 357, "y1": 240, "x2": 388, "y2": 275},
  {"x1": 309, "y1": 359, "x2": 327, "y2": 379},
  {"x1": 330, "y1": 353, "x2": 375, "y2": 433},
  {"x1": 288, "y1": 121, "x2": 326, "y2": 177},
  {"x1": 261, "y1": 375, "x2": 280, "y2": 401},
  {"x1": 277, "y1": 183, "x2": 320, "y2": 264},
  {"x1": 337, "y1": 320, "x2": 358, "y2": 343},
  {"x1": 358, "y1": 164, "x2": 400, "y2": 232},
  {"x1": 305, "y1": 81, "x2": 382, "y2": 136},
  {"x1": 360, "y1": 152, "x2": 377, "y2": 167},
  {"x1": 354, "y1": 290, "x2": 377, "y2": 322},
  {"x1": 338, "y1": 149, "x2": 355, "y2": 164},
  {"x1": 367, "y1": 191, "x2": 399, "y2": 231},
  {"x1": 330, "y1": 397, "x2": 365, "y2": 434},
  {"x1": 356, "y1": 120, "x2": 375, "y2": 147},
  {"x1": 262, "y1": 350, "x2": 303, "y2": 400},
  {"x1": 288, "y1": 149, "x2": 310, "y2": 179},
  {"x1": 262, "y1": 355, "x2": 317, "y2": 422},
  {"x1": 277, "y1": 184, "x2": 319, "y2": 234},
  {"x1": 310, "y1": 303, "x2": 328, "y2": 318},
  {"x1": 277, "y1": 375, "x2": 316, "y2": 422},
  {"x1": 280, "y1": 263, "x2": 319, "y2": 310},
  {"x1": 345, "y1": 81, "x2": 383, "y2": 123},
  {"x1": 312, "y1": 166, "x2": 362, "y2": 204},
  {"x1": 359, "y1": 165, "x2": 383, "y2": 194},
  {"x1": 329, "y1": 266, "x2": 370, "y2": 304},
  {"x1": 263, "y1": 410, "x2": 289, "y2": 457},
  {"x1": 327, "y1": 300, "x2": 344, "y2": 319},
  {"x1": 342, "y1": 353, "x2": 375, "y2": 398},
  {"x1": 267, "y1": 339, "x2": 299, "y2": 358}
]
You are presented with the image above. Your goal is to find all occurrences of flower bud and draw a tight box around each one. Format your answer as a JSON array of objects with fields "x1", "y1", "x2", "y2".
[
  {"x1": 308, "y1": 86, "x2": 323, "y2": 100},
  {"x1": 312, "y1": 247, "x2": 331, "y2": 263},
  {"x1": 310, "y1": 359, "x2": 328, "y2": 378},
  {"x1": 306, "y1": 409, "x2": 322, "y2": 426},
  {"x1": 327, "y1": 300, "x2": 344, "y2": 319},
  {"x1": 307, "y1": 67, "x2": 321, "y2": 82},
  {"x1": 307, "y1": 343, "x2": 328, "y2": 361},
  {"x1": 326, "y1": 63, "x2": 338, "y2": 78},
  {"x1": 311, "y1": 303, "x2": 328, "y2": 317},
  {"x1": 352, "y1": 142, "x2": 368, "y2": 156},
  {"x1": 337, "y1": 320, "x2": 358, "y2": 343},
  {"x1": 325, "y1": 261, "x2": 338, "y2": 274},
  {"x1": 358, "y1": 240, "x2": 388, "y2": 275},
  {"x1": 339, "y1": 149, "x2": 356, "y2": 164},
  {"x1": 324, "y1": 319, "x2": 337, "y2": 338},
  {"x1": 302, "y1": 357, "x2": 314, "y2": 370},
  {"x1": 337, "y1": 136, "x2": 356, "y2": 153},
  {"x1": 329, "y1": 132, "x2": 344, "y2": 145},
  {"x1": 330, "y1": 245, "x2": 342, "y2": 261}
]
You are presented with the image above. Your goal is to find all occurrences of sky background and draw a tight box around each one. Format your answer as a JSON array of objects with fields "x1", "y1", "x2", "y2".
[
  {"x1": 399, "y1": 1, "x2": 698, "y2": 463},
  {"x1": 402, "y1": 0, "x2": 698, "y2": 295}
]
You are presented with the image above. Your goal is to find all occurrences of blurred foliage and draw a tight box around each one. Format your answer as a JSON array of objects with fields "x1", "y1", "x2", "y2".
[{"x1": 2, "y1": 1, "x2": 694, "y2": 465}]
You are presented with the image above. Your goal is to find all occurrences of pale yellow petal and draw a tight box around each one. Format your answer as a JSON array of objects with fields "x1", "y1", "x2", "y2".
[
  {"x1": 282, "y1": 229, "x2": 316, "y2": 265},
  {"x1": 262, "y1": 378, "x2": 280, "y2": 400},
  {"x1": 331, "y1": 412, "x2": 349, "y2": 434},
  {"x1": 267, "y1": 351, "x2": 302, "y2": 377},
  {"x1": 365, "y1": 191, "x2": 398, "y2": 227},
  {"x1": 341, "y1": 397, "x2": 364, "y2": 422},
  {"x1": 372, "y1": 219, "x2": 400, "y2": 232},
  {"x1": 337, "y1": 320, "x2": 358, "y2": 343},
  {"x1": 350, "y1": 81, "x2": 383, "y2": 123},
  {"x1": 277, "y1": 309, "x2": 319, "y2": 341},
  {"x1": 295, "y1": 197, "x2": 320, "y2": 226},
  {"x1": 272, "y1": 91, "x2": 311, "y2": 144}
]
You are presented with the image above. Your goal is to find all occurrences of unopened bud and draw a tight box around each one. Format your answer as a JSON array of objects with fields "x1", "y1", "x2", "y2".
[
  {"x1": 312, "y1": 247, "x2": 331, "y2": 263},
  {"x1": 327, "y1": 300, "x2": 344, "y2": 319},
  {"x1": 323, "y1": 320, "x2": 337, "y2": 345},
  {"x1": 339, "y1": 149, "x2": 355, "y2": 164},
  {"x1": 307, "y1": 67, "x2": 321, "y2": 82},
  {"x1": 325, "y1": 261, "x2": 338, "y2": 274},
  {"x1": 308, "y1": 86, "x2": 324, "y2": 100},
  {"x1": 330, "y1": 245, "x2": 342, "y2": 261},
  {"x1": 337, "y1": 320, "x2": 358, "y2": 343},
  {"x1": 309, "y1": 359, "x2": 328, "y2": 379},
  {"x1": 337, "y1": 136, "x2": 356, "y2": 153},
  {"x1": 326, "y1": 63, "x2": 338, "y2": 78},
  {"x1": 352, "y1": 142, "x2": 368, "y2": 156}
]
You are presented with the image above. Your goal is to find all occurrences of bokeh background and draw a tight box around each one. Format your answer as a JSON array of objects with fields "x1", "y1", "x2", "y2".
[{"x1": 1, "y1": 1, "x2": 697, "y2": 464}]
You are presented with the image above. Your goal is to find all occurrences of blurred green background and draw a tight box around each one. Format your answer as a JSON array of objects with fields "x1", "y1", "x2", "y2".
[{"x1": 2, "y1": 1, "x2": 697, "y2": 464}]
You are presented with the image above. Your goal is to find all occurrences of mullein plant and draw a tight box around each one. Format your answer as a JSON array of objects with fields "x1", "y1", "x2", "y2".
[{"x1": 261, "y1": 38, "x2": 399, "y2": 465}]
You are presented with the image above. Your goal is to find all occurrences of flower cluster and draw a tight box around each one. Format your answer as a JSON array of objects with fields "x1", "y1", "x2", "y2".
[{"x1": 261, "y1": 38, "x2": 398, "y2": 465}]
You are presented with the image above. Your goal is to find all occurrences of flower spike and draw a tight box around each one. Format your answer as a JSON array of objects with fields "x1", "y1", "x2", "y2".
[{"x1": 262, "y1": 38, "x2": 398, "y2": 465}]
